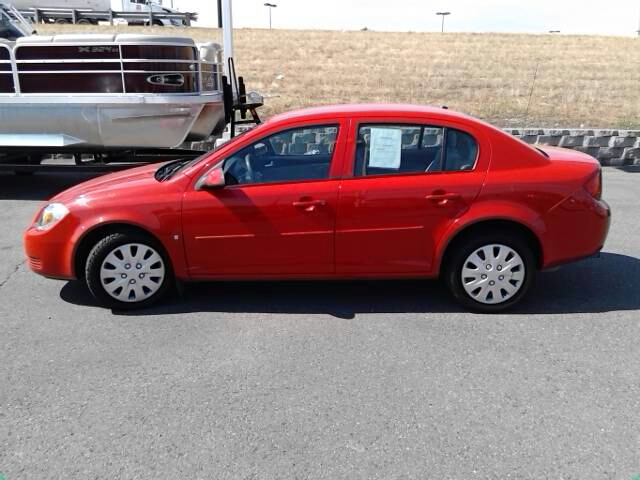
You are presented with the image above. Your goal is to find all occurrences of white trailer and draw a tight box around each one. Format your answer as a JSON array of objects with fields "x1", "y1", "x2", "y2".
[{"x1": 12, "y1": 0, "x2": 191, "y2": 26}]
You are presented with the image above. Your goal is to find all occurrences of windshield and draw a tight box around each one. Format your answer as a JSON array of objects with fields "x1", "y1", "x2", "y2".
[
  {"x1": 0, "y1": 18, "x2": 25, "y2": 40},
  {"x1": 535, "y1": 147, "x2": 550, "y2": 158},
  {"x1": 154, "y1": 128, "x2": 257, "y2": 181},
  {"x1": 155, "y1": 157, "x2": 202, "y2": 181},
  {"x1": 0, "y1": 8, "x2": 35, "y2": 39}
]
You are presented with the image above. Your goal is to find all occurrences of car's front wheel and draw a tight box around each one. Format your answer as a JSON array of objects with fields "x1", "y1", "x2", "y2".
[
  {"x1": 85, "y1": 232, "x2": 173, "y2": 310},
  {"x1": 444, "y1": 233, "x2": 535, "y2": 312}
]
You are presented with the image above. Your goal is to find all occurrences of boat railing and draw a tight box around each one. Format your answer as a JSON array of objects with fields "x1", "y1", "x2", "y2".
[{"x1": 0, "y1": 38, "x2": 222, "y2": 96}]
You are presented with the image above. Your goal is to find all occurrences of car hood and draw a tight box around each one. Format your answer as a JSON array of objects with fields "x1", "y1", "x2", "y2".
[{"x1": 52, "y1": 163, "x2": 163, "y2": 204}]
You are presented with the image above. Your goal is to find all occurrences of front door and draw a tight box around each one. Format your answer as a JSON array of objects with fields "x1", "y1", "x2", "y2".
[{"x1": 182, "y1": 123, "x2": 344, "y2": 278}]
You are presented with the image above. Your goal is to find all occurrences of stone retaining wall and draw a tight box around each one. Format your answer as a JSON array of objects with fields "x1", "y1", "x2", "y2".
[{"x1": 504, "y1": 129, "x2": 640, "y2": 166}]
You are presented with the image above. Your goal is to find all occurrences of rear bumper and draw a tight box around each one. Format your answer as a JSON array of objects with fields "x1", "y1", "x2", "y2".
[{"x1": 540, "y1": 192, "x2": 611, "y2": 269}]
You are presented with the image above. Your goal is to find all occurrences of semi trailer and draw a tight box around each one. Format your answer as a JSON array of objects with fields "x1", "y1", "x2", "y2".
[{"x1": 11, "y1": 0, "x2": 194, "y2": 26}]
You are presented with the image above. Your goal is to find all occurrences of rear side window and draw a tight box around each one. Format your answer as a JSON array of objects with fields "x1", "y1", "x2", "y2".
[{"x1": 354, "y1": 124, "x2": 478, "y2": 176}]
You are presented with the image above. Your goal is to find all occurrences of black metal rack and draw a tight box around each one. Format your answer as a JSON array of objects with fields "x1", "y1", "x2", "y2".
[{"x1": 223, "y1": 57, "x2": 263, "y2": 138}]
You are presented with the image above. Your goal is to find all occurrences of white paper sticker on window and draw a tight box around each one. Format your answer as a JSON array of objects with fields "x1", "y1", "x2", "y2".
[{"x1": 368, "y1": 127, "x2": 402, "y2": 169}]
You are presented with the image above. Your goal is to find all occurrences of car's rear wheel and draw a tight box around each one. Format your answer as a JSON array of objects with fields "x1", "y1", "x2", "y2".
[
  {"x1": 444, "y1": 233, "x2": 535, "y2": 312},
  {"x1": 85, "y1": 232, "x2": 173, "y2": 310}
]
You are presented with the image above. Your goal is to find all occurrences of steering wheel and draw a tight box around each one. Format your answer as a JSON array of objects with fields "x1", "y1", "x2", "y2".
[
  {"x1": 243, "y1": 153, "x2": 254, "y2": 182},
  {"x1": 222, "y1": 154, "x2": 254, "y2": 184}
]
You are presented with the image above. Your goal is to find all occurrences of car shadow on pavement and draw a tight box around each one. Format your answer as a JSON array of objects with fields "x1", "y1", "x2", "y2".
[
  {"x1": 0, "y1": 172, "x2": 100, "y2": 201},
  {"x1": 616, "y1": 165, "x2": 640, "y2": 173},
  {"x1": 59, "y1": 252, "x2": 640, "y2": 317}
]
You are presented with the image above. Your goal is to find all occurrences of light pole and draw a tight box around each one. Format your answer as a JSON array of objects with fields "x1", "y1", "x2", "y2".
[
  {"x1": 436, "y1": 11, "x2": 450, "y2": 33},
  {"x1": 264, "y1": 3, "x2": 277, "y2": 29}
]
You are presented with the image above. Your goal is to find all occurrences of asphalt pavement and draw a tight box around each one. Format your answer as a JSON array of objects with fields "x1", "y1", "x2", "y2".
[{"x1": 1, "y1": 167, "x2": 639, "y2": 479}]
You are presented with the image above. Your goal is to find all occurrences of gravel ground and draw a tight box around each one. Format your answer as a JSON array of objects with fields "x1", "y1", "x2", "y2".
[{"x1": 1, "y1": 167, "x2": 639, "y2": 480}]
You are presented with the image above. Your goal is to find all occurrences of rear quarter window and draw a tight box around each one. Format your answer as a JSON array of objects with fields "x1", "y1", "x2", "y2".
[{"x1": 444, "y1": 129, "x2": 478, "y2": 171}]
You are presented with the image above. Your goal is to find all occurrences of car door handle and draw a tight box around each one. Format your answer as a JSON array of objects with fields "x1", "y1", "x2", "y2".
[
  {"x1": 293, "y1": 199, "x2": 327, "y2": 211},
  {"x1": 425, "y1": 192, "x2": 462, "y2": 205}
]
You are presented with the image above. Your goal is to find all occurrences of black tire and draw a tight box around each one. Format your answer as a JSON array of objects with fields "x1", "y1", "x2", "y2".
[
  {"x1": 443, "y1": 232, "x2": 536, "y2": 313},
  {"x1": 85, "y1": 232, "x2": 173, "y2": 310}
]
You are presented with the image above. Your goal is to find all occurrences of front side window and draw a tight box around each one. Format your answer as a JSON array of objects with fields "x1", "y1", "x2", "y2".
[
  {"x1": 223, "y1": 125, "x2": 338, "y2": 185},
  {"x1": 354, "y1": 124, "x2": 477, "y2": 176}
]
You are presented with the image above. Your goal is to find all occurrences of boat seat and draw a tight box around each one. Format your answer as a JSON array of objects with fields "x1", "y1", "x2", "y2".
[
  {"x1": 16, "y1": 35, "x2": 54, "y2": 43},
  {"x1": 52, "y1": 34, "x2": 116, "y2": 43},
  {"x1": 197, "y1": 42, "x2": 222, "y2": 62},
  {"x1": 115, "y1": 34, "x2": 195, "y2": 45}
]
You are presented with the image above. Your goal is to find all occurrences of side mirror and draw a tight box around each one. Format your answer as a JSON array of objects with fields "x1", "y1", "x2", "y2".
[{"x1": 195, "y1": 167, "x2": 225, "y2": 190}]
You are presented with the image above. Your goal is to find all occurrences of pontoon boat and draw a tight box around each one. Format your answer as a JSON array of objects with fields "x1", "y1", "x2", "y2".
[{"x1": 0, "y1": 4, "x2": 225, "y2": 150}]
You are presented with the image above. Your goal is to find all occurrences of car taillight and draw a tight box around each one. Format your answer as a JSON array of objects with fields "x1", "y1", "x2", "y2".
[{"x1": 584, "y1": 170, "x2": 602, "y2": 200}]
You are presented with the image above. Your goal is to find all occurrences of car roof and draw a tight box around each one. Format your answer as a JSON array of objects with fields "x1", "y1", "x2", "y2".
[{"x1": 266, "y1": 103, "x2": 477, "y2": 125}]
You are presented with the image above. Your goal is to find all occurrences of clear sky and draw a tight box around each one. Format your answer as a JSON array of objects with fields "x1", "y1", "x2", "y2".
[{"x1": 168, "y1": 0, "x2": 640, "y2": 36}]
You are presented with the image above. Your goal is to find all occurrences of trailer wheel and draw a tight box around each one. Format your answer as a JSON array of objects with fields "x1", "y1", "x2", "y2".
[{"x1": 54, "y1": 18, "x2": 70, "y2": 24}]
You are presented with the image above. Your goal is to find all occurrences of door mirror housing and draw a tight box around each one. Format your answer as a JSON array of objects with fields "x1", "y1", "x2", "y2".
[{"x1": 196, "y1": 167, "x2": 225, "y2": 190}]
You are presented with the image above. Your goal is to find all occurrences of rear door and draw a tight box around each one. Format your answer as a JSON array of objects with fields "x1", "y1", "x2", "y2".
[
  {"x1": 182, "y1": 121, "x2": 347, "y2": 278},
  {"x1": 335, "y1": 118, "x2": 489, "y2": 275}
]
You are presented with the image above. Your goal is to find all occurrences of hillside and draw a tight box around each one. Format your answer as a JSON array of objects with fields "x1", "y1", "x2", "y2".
[{"x1": 39, "y1": 25, "x2": 640, "y2": 128}]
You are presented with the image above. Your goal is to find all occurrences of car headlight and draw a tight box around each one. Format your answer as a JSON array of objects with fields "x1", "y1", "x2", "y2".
[{"x1": 34, "y1": 203, "x2": 69, "y2": 230}]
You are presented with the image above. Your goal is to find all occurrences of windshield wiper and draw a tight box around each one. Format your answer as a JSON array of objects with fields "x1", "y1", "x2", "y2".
[{"x1": 154, "y1": 158, "x2": 192, "y2": 181}]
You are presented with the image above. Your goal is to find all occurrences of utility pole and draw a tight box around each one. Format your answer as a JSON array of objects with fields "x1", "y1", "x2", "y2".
[
  {"x1": 264, "y1": 3, "x2": 277, "y2": 29},
  {"x1": 436, "y1": 11, "x2": 451, "y2": 33},
  {"x1": 221, "y1": 0, "x2": 233, "y2": 74}
]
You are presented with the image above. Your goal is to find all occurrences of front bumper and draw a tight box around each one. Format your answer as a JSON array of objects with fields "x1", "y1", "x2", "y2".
[{"x1": 23, "y1": 219, "x2": 76, "y2": 280}]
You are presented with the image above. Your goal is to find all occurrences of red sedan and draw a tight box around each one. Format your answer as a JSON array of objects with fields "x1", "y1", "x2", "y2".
[{"x1": 24, "y1": 104, "x2": 610, "y2": 312}]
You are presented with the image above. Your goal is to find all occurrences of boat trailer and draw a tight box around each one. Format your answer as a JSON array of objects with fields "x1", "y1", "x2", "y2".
[{"x1": 0, "y1": 0, "x2": 262, "y2": 174}]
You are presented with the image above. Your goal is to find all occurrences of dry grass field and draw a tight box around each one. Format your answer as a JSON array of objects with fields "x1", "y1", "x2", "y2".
[{"x1": 40, "y1": 24, "x2": 640, "y2": 128}]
